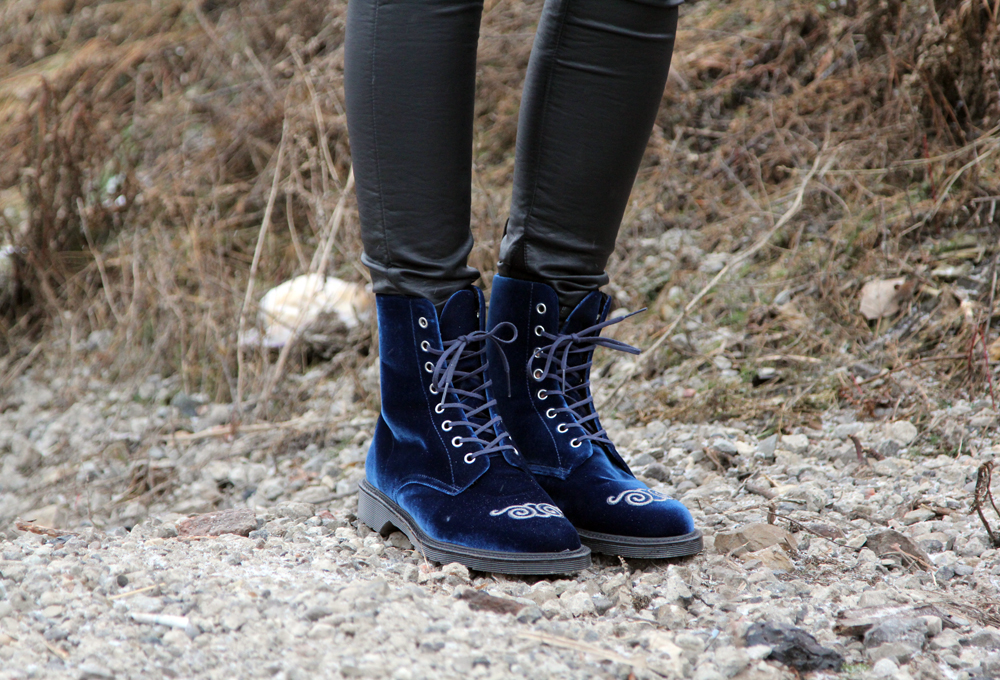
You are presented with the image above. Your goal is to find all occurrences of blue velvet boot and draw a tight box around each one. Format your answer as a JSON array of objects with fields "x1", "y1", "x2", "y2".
[
  {"x1": 358, "y1": 287, "x2": 591, "y2": 574},
  {"x1": 486, "y1": 275, "x2": 702, "y2": 559}
]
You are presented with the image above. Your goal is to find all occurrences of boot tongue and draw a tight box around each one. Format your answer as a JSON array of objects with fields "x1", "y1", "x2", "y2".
[
  {"x1": 439, "y1": 288, "x2": 481, "y2": 340},
  {"x1": 560, "y1": 291, "x2": 609, "y2": 335}
]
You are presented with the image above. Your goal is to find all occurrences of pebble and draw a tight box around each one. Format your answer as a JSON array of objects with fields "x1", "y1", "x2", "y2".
[{"x1": 0, "y1": 369, "x2": 997, "y2": 679}]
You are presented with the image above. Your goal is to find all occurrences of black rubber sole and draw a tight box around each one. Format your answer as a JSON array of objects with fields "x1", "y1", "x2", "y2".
[
  {"x1": 577, "y1": 527, "x2": 703, "y2": 559},
  {"x1": 357, "y1": 481, "x2": 592, "y2": 575}
]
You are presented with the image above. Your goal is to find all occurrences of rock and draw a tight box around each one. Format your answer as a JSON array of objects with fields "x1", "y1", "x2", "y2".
[
  {"x1": 872, "y1": 657, "x2": 899, "y2": 678},
  {"x1": 916, "y1": 532, "x2": 952, "y2": 552},
  {"x1": 386, "y1": 531, "x2": 413, "y2": 550},
  {"x1": 515, "y1": 605, "x2": 542, "y2": 624},
  {"x1": 744, "y1": 622, "x2": 843, "y2": 672},
  {"x1": 562, "y1": 592, "x2": 596, "y2": 617},
  {"x1": 955, "y1": 535, "x2": 989, "y2": 557},
  {"x1": 867, "y1": 642, "x2": 918, "y2": 664},
  {"x1": 592, "y1": 595, "x2": 614, "y2": 616},
  {"x1": 877, "y1": 440, "x2": 901, "y2": 458},
  {"x1": 713, "y1": 646, "x2": 750, "y2": 678},
  {"x1": 458, "y1": 590, "x2": 523, "y2": 615},
  {"x1": 901, "y1": 508, "x2": 935, "y2": 525},
  {"x1": 888, "y1": 421, "x2": 918, "y2": 445},
  {"x1": 714, "y1": 523, "x2": 796, "y2": 556},
  {"x1": 79, "y1": 663, "x2": 115, "y2": 679},
  {"x1": 740, "y1": 544, "x2": 794, "y2": 571},
  {"x1": 780, "y1": 434, "x2": 809, "y2": 454},
  {"x1": 711, "y1": 439, "x2": 738, "y2": 455},
  {"x1": 757, "y1": 435, "x2": 778, "y2": 458},
  {"x1": 970, "y1": 627, "x2": 1000, "y2": 650},
  {"x1": 440, "y1": 562, "x2": 469, "y2": 582},
  {"x1": 863, "y1": 618, "x2": 929, "y2": 650},
  {"x1": 832, "y1": 423, "x2": 862, "y2": 439},
  {"x1": 640, "y1": 463, "x2": 670, "y2": 482},
  {"x1": 863, "y1": 530, "x2": 932, "y2": 570},
  {"x1": 177, "y1": 509, "x2": 257, "y2": 537}
]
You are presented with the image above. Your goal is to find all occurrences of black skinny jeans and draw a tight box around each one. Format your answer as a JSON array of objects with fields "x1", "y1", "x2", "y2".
[{"x1": 344, "y1": 0, "x2": 680, "y2": 313}]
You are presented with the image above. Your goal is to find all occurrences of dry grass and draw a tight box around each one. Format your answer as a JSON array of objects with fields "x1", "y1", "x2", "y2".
[{"x1": 0, "y1": 0, "x2": 998, "y2": 431}]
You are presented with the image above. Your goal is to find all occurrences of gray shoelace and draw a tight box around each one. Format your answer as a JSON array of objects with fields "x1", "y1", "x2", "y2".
[
  {"x1": 533, "y1": 310, "x2": 644, "y2": 447},
  {"x1": 429, "y1": 323, "x2": 519, "y2": 462}
]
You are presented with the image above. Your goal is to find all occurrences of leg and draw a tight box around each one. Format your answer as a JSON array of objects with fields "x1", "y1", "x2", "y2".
[
  {"x1": 498, "y1": 0, "x2": 680, "y2": 314},
  {"x1": 346, "y1": 0, "x2": 590, "y2": 574},
  {"x1": 488, "y1": 0, "x2": 701, "y2": 559},
  {"x1": 345, "y1": 0, "x2": 483, "y2": 307}
]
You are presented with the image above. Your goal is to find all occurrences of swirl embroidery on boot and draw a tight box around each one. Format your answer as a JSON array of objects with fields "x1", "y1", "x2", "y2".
[
  {"x1": 606, "y1": 489, "x2": 670, "y2": 506},
  {"x1": 489, "y1": 503, "x2": 565, "y2": 519}
]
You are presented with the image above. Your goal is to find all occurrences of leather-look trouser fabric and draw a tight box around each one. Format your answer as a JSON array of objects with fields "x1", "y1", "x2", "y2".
[{"x1": 345, "y1": 0, "x2": 680, "y2": 312}]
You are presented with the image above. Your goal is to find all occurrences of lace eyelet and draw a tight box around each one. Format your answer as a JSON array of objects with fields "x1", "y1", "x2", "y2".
[
  {"x1": 512, "y1": 448, "x2": 519, "y2": 455},
  {"x1": 532, "y1": 368, "x2": 544, "y2": 381},
  {"x1": 463, "y1": 453, "x2": 476, "y2": 464},
  {"x1": 533, "y1": 348, "x2": 542, "y2": 359},
  {"x1": 537, "y1": 389, "x2": 547, "y2": 400},
  {"x1": 545, "y1": 408, "x2": 557, "y2": 419},
  {"x1": 418, "y1": 316, "x2": 429, "y2": 328},
  {"x1": 424, "y1": 362, "x2": 434, "y2": 373},
  {"x1": 534, "y1": 325, "x2": 544, "y2": 337},
  {"x1": 536, "y1": 303, "x2": 546, "y2": 314},
  {"x1": 441, "y1": 420, "x2": 453, "y2": 431},
  {"x1": 420, "y1": 340, "x2": 430, "y2": 351},
  {"x1": 451, "y1": 436, "x2": 463, "y2": 448},
  {"x1": 570, "y1": 438, "x2": 582, "y2": 448},
  {"x1": 434, "y1": 403, "x2": 445, "y2": 414},
  {"x1": 429, "y1": 383, "x2": 439, "y2": 394},
  {"x1": 557, "y1": 423, "x2": 569, "y2": 433}
]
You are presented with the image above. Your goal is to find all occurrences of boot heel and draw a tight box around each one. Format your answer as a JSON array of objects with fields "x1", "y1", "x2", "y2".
[{"x1": 357, "y1": 483, "x2": 399, "y2": 536}]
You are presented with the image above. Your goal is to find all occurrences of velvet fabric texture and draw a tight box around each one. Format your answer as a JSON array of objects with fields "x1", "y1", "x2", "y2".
[
  {"x1": 486, "y1": 275, "x2": 695, "y2": 539},
  {"x1": 365, "y1": 289, "x2": 583, "y2": 554}
]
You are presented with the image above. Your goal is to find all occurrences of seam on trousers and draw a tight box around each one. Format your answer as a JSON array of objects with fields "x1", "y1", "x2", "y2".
[
  {"x1": 520, "y1": 0, "x2": 572, "y2": 278},
  {"x1": 370, "y1": 0, "x2": 392, "y2": 274}
]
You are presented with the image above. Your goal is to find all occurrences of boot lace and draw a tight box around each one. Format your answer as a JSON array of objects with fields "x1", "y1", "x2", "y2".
[
  {"x1": 533, "y1": 309, "x2": 644, "y2": 448},
  {"x1": 428, "y1": 322, "x2": 519, "y2": 463}
]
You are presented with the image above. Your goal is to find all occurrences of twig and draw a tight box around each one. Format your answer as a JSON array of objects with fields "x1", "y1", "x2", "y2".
[
  {"x1": 14, "y1": 519, "x2": 75, "y2": 538},
  {"x1": 236, "y1": 114, "x2": 289, "y2": 416},
  {"x1": 855, "y1": 353, "x2": 968, "y2": 385},
  {"x1": 983, "y1": 252, "x2": 999, "y2": 410},
  {"x1": 77, "y1": 198, "x2": 124, "y2": 325},
  {"x1": 601, "y1": 147, "x2": 830, "y2": 410},
  {"x1": 517, "y1": 631, "x2": 649, "y2": 671},
  {"x1": 0, "y1": 343, "x2": 43, "y2": 393},
  {"x1": 972, "y1": 461, "x2": 1000, "y2": 547},
  {"x1": 109, "y1": 583, "x2": 164, "y2": 601}
]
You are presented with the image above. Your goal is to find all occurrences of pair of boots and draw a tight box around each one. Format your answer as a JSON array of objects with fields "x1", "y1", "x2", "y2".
[{"x1": 357, "y1": 276, "x2": 701, "y2": 574}]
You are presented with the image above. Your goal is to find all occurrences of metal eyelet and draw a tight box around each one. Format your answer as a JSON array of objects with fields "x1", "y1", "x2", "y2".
[
  {"x1": 557, "y1": 423, "x2": 569, "y2": 433},
  {"x1": 533, "y1": 348, "x2": 542, "y2": 359},
  {"x1": 424, "y1": 362, "x2": 434, "y2": 373},
  {"x1": 570, "y1": 438, "x2": 582, "y2": 448},
  {"x1": 441, "y1": 420, "x2": 453, "y2": 431},
  {"x1": 536, "y1": 303, "x2": 546, "y2": 314},
  {"x1": 545, "y1": 408, "x2": 557, "y2": 419},
  {"x1": 532, "y1": 369, "x2": 544, "y2": 381},
  {"x1": 463, "y1": 453, "x2": 476, "y2": 464},
  {"x1": 537, "y1": 389, "x2": 547, "y2": 400},
  {"x1": 534, "y1": 325, "x2": 544, "y2": 337},
  {"x1": 420, "y1": 340, "x2": 430, "y2": 351},
  {"x1": 418, "y1": 317, "x2": 429, "y2": 328},
  {"x1": 429, "y1": 383, "x2": 439, "y2": 394},
  {"x1": 512, "y1": 448, "x2": 519, "y2": 455},
  {"x1": 451, "y1": 436, "x2": 463, "y2": 448},
  {"x1": 434, "y1": 403, "x2": 445, "y2": 414}
]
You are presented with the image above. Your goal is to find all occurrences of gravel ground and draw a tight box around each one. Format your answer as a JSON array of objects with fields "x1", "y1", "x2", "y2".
[{"x1": 1, "y1": 366, "x2": 1000, "y2": 680}]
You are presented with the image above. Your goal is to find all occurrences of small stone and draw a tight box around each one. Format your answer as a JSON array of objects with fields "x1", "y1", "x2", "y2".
[
  {"x1": 888, "y1": 421, "x2": 918, "y2": 444},
  {"x1": 162, "y1": 629, "x2": 190, "y2": 647},
  {"x1": 714, "y1": 523, "x2": 796, "y2": 556},
  {"x1": 592, "y1": 595, "x2": 614, "y2": 616},
  {"x1": 832, "y1": 423, "x2": 862, "y2": 439},
  {"x1": 177, "y1": 509, "x2": 257, "y2": 537},
  {"x1": 757, "y1": 435, "x2": 778, "y2": 457},
  {"x1": 387, "y1": 532, "x2": 413, "y2": 551},
  {"x1": 744, "y1": 622, "x2": 843, "y2": 672},
  {"x1": 867, "y1": 642, "x2": 918, "y2": 664},
  {"x1": 458, "y1": 590, "x2": 523, "y2": 616},
  {"x1": 864, "y1": 530, "x2": 932, "y2": 569},
  {"x1": 304, "y1": 606, "x2": 332, "y2": 622},
  {"x1": 970, "y1": 627, "x2": 1000, "y2": 650},
  {"x1": 631, "y1": 452, "x2": 656, "y2": 466},
  {"x1": 711, "y1": 439, "x2": 738, "y2": 455},
  {"x1": 916, "y1": 532, "x2": 951, "y2": 552},
  {"x1": 440, "y1": 562, "x2": 469, "y2": 582},
  {"x1": 713, "y1": 646, "x2": 750, "y2": 678},
  {"x1": 877, "y1": 440, "x2": 901, "y2": 458},
  {"x1": 79, "y1": 663, "x2": 115, "y2": 679},
  {"x1": 901, "y1": 508, "x2": 935, "y2": 525},
  {"x1": 872, "y1": 657, "x2": 899, "y2": 677},
  {"x1": 641, "y1": 463, "x2": 670, "y2": 482},
  {"x1": 562, "y1": 592, "x2": 596, "y2": 618},
  {"x1": 956, "y1": 535, "x2": 989, "y2": 557},
  {"x1": 515, "y1": 606, "x2": 542, "y2": 624},
  {"x1": 780, "y1": 434, "x2": 809, "y2": 454},
  {"x1": 740, "y1": 545, "x2": 794, "y2": 571}
]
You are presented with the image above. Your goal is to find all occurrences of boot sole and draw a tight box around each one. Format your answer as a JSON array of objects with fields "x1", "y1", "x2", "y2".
[
  {"x1": 358, "y1": 481, "x2": 591, "y2": 575},
  {"x1": 577, "y1": 528, "x2": 703, "y2": 559}
]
